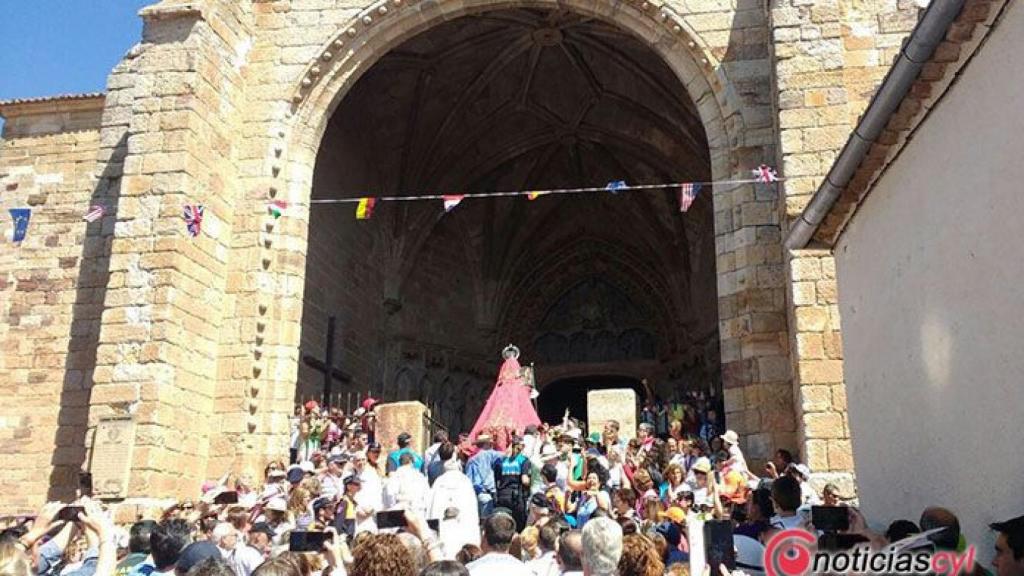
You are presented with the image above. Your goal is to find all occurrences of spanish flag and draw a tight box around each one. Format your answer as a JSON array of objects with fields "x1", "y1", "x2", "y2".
[{"x1": 355, "y1": 197, "x2": 376, "y2": 220}]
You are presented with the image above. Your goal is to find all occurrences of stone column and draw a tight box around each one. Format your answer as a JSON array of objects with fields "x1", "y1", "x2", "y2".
[
  {"x1": 771, "y1": 0, "x2": 924, "y2": 491},
  {"x1": 786, "y1": 249, "x2": 854, "y2": 493},
  {"x1": 85, "y1": 1, "x2": 253, "y2": 500}
]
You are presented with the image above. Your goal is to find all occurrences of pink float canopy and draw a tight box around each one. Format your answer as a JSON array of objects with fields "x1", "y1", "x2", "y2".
[{"x1": 468, "y1": 351, "x2": 541, "y2": 451}]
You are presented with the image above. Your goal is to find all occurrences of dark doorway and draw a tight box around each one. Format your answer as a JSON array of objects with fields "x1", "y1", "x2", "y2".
[{"x1": 536, "y1": 376, "x2": 643, "y2": 425}]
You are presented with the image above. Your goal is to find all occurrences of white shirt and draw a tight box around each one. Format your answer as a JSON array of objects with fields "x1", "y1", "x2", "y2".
[
  {"x1": 728, "y1": 444, "x2": 749, "y2": 475},
  {"x1": 383, "y1": 465, "x2": 430, "y2": 518},
  {"x1": 355, "y1": 466, "x2": 383, "y2": 533},
  {"x1": 526, "y1": 551, "x2": 559, "y2": 576},
  {"x1": 770, "y1": 513, "x2": 805, "y2": 530},
  {"x1": 439, "y1": 517, "x2": 480, "y2": 560},
  {"x1": 319, "y1": 472, "x2": 345, "y2": 502},
  {"x1": 466, "y1": 553, "x2": 535, "y2": 576},
  {"x1": 223, "y1": 544, "x2": 263, "y2": 576}
]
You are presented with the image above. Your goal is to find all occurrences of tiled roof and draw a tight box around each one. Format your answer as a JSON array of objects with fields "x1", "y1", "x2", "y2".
[{"x1": 0, "y1": 92, "x2": 106, "y2": 110}]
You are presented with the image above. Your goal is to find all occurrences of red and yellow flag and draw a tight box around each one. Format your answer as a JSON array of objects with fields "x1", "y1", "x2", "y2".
[
  {"x1": 355, "y1": 197, "x2": 376, "y2": 220},
  {"x1": 527, "y1": 191, "x2": 546, "y2": 201}
]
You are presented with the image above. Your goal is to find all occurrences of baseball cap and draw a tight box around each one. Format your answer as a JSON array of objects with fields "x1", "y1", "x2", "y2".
[
  {"x1": 299, "y1": 461, "x2": 316, "y2": 474},
  {"x1": 328, "y1": 454, "x2": 348, "y2": 465},
  {"x1": 657, "y1": 506, "x2": 687, "y2": 524},
  {"x1": 344, "y1": 475, "x2": 362, "y2": 487},
  {"x1": 586, "y1": 432, "x2": 602, "y2": 444},
  {"x1": 398, "y1": 432, "x2": 412, "y2": 444},
  {"x1": 250, "y1": 522, "x2": 275, "y2": 538},
  {"x1": 286, "y1": 467, "x2": 303, "y2": 484},
  {"x1": 176, "y1": 541, "x2": 220, "y2": 573},
  {"x1": 529, "y1": 493, "x2": 553, "y2": 511}
]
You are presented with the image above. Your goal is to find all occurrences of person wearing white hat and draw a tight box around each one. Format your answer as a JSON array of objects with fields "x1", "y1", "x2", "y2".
[
  {"x1": 262, "y1": 497, "x2": 293, "y2": 545},
  {"x1": 718, "y1": 429, "x2": 751, "y2": 477}
]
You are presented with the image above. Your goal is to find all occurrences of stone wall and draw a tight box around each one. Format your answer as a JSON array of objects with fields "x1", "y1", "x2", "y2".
[
  {"x1": 772, "y1": 0, "x2": 926, "y2": 487},
  {"x1": 0, "y1": 96, "x2": 105, "y2": 511},
  {"x1": 0, "y1": 0, "x2": 935, "y2": 512}
]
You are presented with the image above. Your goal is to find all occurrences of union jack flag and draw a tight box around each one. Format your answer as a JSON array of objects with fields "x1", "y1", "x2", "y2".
[
  {"x1": 679, "y1": 182, "x2": 701, "y2": 213},
  {"x1": 752, "y1": 164, "x2": 779, "y2": 183},
  {"x1": 183, "y1": 204, "x2": 204, "y2": 237}
]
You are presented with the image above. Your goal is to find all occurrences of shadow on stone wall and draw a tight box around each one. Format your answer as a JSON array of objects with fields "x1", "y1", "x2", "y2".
[{"x1": 46, "y1": 134, "x2": 126, "y2": 501}]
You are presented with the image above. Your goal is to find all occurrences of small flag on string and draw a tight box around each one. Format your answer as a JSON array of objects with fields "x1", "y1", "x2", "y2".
[
  {"x1": 527, "y1": 191, "x2": 546, "y2": 201},
  {"x1": 679, "y1": 183, "x2": 702, "y2": 213},
  {"x1": 183, "y1": 204, "x2": 204, "y2": 237},
  {"x1": 268, "y1": 199, "x2": 288, "y2": 219},
  {"x1": 9, "y1": 208, "x2": 31, "y2": 242},
  {"x1": 752, "y1": 165, "x2": 779, "y2": 183},
  {"x1": 355, "y1": 197, "x2": 376, "y2": 220},
  {"x1": 442, "y1": 195, "x2": 465, "y2": 213},
  {"x1": 606, "y1": 180, "x2": 628, "y2": 194},
  {"x1": 83, "y1": 205, "x2": 105, "y2": 223}
]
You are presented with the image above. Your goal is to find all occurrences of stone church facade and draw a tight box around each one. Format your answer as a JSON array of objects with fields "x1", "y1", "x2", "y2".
[{"x1": 0, "y1": 0, "x2": 942, "y2": 511}]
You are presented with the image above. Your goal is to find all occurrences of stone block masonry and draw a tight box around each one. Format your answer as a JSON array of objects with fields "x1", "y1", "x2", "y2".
[
  {"x1": 0, "y1": 0, "x2": 931, "y2": 512},
  {"x1": 0, "y1": 95, "x2": 106, "y2": 511}
]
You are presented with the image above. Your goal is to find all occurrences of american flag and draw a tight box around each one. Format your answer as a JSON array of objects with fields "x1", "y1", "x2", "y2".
[
  {"x1": 183, "y1": 205, "x2": 204, "y2": 237},
  {"x1": 83, "y1": 205, "x2": 105, "y2": 223},
  {"x1": 679, "y1": 182, "x2": 701, "y2": 213}
]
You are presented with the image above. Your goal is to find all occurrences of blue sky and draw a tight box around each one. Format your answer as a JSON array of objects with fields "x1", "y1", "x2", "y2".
[{"x1": 0, "y1": 1, "x2": 152, "y2": 101}]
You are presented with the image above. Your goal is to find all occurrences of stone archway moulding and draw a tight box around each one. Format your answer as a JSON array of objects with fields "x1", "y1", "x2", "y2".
[
  {"x1": 282, "y1": 0, "x2": 745, "y2": 182},
  {"x1": 264, "y1": 0, "x2": 773, "y2": 446}
]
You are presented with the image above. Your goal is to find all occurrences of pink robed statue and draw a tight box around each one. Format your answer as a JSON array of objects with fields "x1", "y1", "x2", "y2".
[{"x1": 469, "y1": 345, "x2": 541, "y2": 451}]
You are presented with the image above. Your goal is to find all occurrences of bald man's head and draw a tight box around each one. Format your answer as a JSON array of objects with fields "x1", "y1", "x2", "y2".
[{"x1": 558, "y1": 530, "x2": 583, "y2": 572}]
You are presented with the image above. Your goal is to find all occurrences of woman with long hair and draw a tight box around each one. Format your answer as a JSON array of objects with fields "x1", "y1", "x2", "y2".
[{"x1": 659, "y1": 463, "x2": 689, "y2": 506}]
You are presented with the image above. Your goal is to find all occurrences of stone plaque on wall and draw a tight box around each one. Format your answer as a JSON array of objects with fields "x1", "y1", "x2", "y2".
[
  {"x1": 90, "y1": 417, "x2": 136, "y2": 499},
  {"x1": 587, "y1": 389, "x2": 637, "y2": 440}
]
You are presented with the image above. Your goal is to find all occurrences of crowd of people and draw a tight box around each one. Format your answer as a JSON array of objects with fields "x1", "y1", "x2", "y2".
[{"x1": 2, "y1": 398, "x2": 1023, "y2": 576}]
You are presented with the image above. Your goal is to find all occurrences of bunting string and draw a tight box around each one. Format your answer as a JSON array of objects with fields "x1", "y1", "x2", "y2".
[
  {"x1": 1, "y1": 166, "x2": 779, "y2": 239},
  {"x1": 306, "y1": 172, "x2": 781, "y2": 205}
]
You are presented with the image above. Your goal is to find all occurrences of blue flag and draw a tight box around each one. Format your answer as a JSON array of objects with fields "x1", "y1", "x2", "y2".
[
  {"x1": 9, "y1": 208, "x2": 31, "y2": 242},
  {"x1": 605, "y1": 180, "x2": 627, "y2": 194}
]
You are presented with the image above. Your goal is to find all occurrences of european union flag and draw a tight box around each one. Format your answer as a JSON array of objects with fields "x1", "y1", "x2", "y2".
[
  {"x1": 605, "y1": 180, "x2": 627, "y2": 194},
  {"x1": 9, "y1": 208, "x2": 31, "y2": 242}
]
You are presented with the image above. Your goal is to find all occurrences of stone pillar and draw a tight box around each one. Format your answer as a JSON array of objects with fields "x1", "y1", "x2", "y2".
[
  {"x1": 587, "y1": 389, "x2": 637, "y2": 441},
  {"x1": 771, "y1": 0, "x2": 924, "y2": 492},
  {"x1": 786, "y1": 249, "x2": 855, "y2": 493},
  {"x1": 85, "y1": 1, "x2": 253, "y2": 500},
  {"x1": 375, "y1": 401, "x2": 430, "y2": 455}
]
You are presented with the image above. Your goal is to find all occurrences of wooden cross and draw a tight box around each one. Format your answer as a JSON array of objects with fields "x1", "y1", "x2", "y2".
[{"x1": 302, "y1": 316, "x2": 352, "y2": 407}]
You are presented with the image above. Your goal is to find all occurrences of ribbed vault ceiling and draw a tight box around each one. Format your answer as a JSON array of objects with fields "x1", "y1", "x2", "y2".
[{"x1": 313, "y1": 8, "x2": 717, "y2": 355}]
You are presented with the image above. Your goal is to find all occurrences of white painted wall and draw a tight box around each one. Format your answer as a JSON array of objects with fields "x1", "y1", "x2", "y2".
[{"x1": 835, "y1": 1, "x2": 1024, "y2": 565}]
